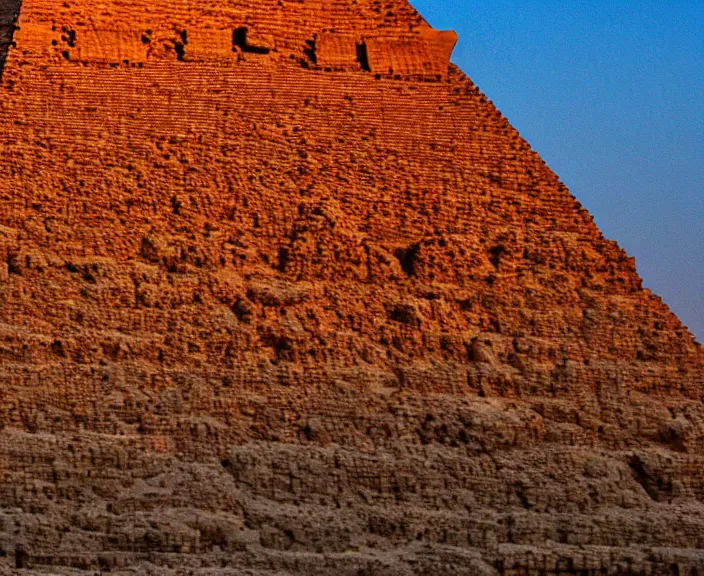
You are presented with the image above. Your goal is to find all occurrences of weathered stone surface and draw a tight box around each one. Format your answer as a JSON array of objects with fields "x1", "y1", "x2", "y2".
[{"x1": 0, "y1": 0, "x2": 701, "y2": 573}]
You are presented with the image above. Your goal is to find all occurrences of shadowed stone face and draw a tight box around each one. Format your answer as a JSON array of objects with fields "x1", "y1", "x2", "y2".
[
  {"x1": 0, "y1": 0, "x2": 21, "y2": 76},
  {"x1": 0, "y1": 0, "x2": 702, "y2": 574}
]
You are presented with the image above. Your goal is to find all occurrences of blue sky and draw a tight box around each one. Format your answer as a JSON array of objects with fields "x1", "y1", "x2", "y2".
[{"x1": 411, "y1": 1, "x2": 703, "y2": 341}]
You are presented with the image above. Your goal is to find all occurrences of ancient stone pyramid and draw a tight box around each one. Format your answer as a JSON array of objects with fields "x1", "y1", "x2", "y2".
[{"x1": 0, "y1": 0, "x2": 702, "y2": 573}]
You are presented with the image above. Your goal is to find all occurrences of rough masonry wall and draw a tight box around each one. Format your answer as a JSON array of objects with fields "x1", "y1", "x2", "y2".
[
  {"x1": 11, "y1": 0, "x2": 455, "y2": 77},
  {"x1": 0, "y1": 0, "x2": 702, "y2": 574}
]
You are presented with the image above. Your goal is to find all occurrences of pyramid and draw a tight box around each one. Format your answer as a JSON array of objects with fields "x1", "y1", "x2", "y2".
[{"x1": 0, "y1": 0, "x2": 702, "y2": 573}]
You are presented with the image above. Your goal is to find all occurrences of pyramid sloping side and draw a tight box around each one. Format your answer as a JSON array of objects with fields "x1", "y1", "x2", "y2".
[{"x1": 0, "y1": 0, "x2": 702, "y2": 573}]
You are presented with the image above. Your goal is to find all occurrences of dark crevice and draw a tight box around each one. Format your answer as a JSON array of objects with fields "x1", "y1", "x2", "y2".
[
  {"x1": 628, "y1": 454, "x2": 673, "y2": 503},
  {"x1": 387, "y1": 303, "x2": 421, "y2": 327},
  {"x1": 394, "y1": 243, "x2": 421, "y2": 276},
  {"x1": 15, "y1": 548, "x2": 26, "y2": 569},
  {"x1": 303, "y1": 38, "x2": 316, "y2": 63},
  {"x1": 233, "y1": 27, "x2": 271, "y2": 55},
  {"x1": 489, "y1": 244, "x2": 507, "y2": 269},
  {"x1": 356, "y1": 41, "x2": 370, "y2": 71},
  {"x1": 174, "y1": 30, "x2": 187, "y2": 62},
  {"x1": 61, "y1": 26, "x2": 76, "y2": 47},
  {"x1": 278, "y1": 247, "x2": 290, "y2": 273},
  {"x1": 232, "y1": 27, "x2": 248, "y2": 50}
]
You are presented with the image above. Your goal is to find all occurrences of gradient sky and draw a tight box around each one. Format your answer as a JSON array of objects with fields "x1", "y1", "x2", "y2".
[{"x1": 411, "y1": 0, "x2": 703, "y2": 341}]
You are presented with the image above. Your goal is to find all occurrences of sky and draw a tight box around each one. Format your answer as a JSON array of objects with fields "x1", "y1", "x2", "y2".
[{"x1": 411, "y1": 0, "x2": 703, "y2": 341}]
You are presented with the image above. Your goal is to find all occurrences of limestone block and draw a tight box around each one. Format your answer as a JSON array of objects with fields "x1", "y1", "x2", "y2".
[
  {"x1": 186, "y1": 28, "x2": 232, "y2": 61},
  {"x1": 316, "y1": 33, "x2": 359, "y2": 69},
  {"x1": 72, "y1": 27, "x2": 148, "y2": 64},
  {"x1": 365, "y1": 28, "x2": 458, "y2": 78}
]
